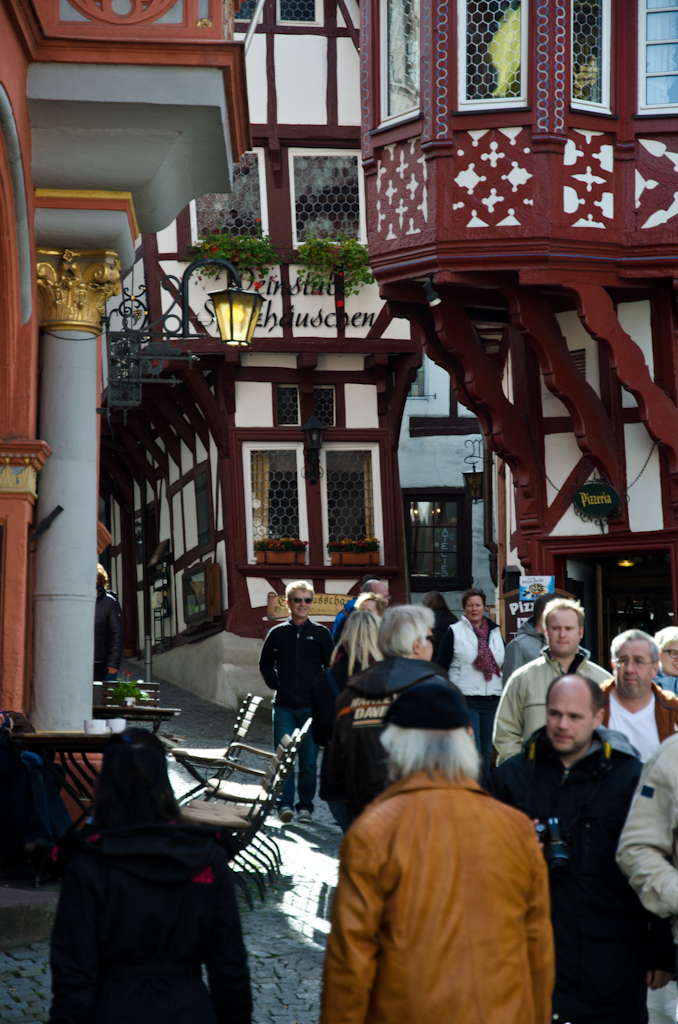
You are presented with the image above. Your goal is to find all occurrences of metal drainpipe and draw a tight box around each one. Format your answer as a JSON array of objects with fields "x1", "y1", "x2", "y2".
[{"x1": 483, "y1": 444, "x2": 498, "y2": 586}]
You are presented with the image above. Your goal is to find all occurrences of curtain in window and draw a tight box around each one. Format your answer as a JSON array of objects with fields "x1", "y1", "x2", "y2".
[
  {"x1": 326, "y1": 451, "x2": 375, "y2": 541},
  {"x1": 250, "y1": 450, "x2": 300, "y2": 541}
]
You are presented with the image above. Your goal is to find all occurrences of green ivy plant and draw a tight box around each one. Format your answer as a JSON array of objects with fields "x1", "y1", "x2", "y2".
[
  {"x1": 296, "y1": 235, "x2": 375, "y2": 297},
  {"x1": 188, "y1": 224, "x2": 279, "y2": 285}
]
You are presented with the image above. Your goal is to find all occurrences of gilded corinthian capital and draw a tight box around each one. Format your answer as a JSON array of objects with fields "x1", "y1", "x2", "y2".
[{"x1": 37, "y1": 248, "x2": 122, "y2": 334}]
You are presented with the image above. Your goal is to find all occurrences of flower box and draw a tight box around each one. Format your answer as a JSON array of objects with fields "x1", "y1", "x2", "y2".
[
  {"x1": 256, "y1": 550, "x2": 306, "y2": 564},
  {"x1": 330, "y1": 551, "x2": 380, "y2": 566}
]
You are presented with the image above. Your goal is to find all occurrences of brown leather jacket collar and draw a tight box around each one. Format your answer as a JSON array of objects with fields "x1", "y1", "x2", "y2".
[
  {"x1": 600, "y1": 679, "x2": 678, "y2": 742},
  {"x1": 371, "y1": 770, "x2": 488, "y2": 806}
]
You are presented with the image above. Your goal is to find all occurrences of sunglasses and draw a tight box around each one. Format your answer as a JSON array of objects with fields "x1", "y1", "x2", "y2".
[{"x1": 292, "y1": 596, "x2": 313, "y2": 604}]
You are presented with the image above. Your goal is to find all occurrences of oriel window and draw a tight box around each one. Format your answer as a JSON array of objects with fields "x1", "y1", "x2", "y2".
[
  {"x1": 382, "y1": 0, "x2": 420, "y2": 120},
  {"x1": 458, "y1": 0, "x2": 527, "y2": 110},
  {"x1": 572, "y1": 1, "x2": 610, "y2": 112},
  {"x1": 641, "y1": 1, "x2": 678, "y2": 111}
]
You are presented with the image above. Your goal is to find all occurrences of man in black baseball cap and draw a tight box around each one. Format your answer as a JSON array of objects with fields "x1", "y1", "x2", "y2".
[{"x1": 321, "y1": 682, "x2": 555, "y2": 1024}]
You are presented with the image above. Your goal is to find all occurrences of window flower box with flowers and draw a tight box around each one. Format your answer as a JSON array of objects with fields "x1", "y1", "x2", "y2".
[
  {"x1": 188, "y1": 223, "x2": 279, "y2": 287},
  {"x1": 296, "y1": 236, "x2": 374, "y2": 297},
  {"x1": 254, "y1": 538, "x2": 308, "y2": 564},
  {"x1": 327, "y1": 538, "x2": 380, "y2": 566}
]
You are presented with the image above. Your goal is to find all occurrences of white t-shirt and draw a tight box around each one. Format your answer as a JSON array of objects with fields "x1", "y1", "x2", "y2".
[{"x1": 608, "y1": 690, "x2": 660, "y2": 763}]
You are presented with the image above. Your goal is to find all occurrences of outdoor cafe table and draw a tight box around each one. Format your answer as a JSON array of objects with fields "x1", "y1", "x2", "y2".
[
  {"x1": 92, "y1": 705, "x2": 181, "y2": 733},
  {"x1": 17, "y1": 730, "x2": 112, "y2": 826}
]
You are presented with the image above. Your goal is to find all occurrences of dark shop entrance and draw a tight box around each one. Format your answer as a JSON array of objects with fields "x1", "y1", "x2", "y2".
[{"x1": 564, "y1": 550, "x2": 673, "y2": 666}]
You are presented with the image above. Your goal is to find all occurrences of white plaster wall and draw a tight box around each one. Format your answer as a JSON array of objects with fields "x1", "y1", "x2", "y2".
[
  {"x1": 196, "y1": 435, "x2": 208, "y2": 465},
  {"x1": 209, "y1": 432, "x2": 219, "y2": 526},
  {"x1": 169, "y1": 458, "x2": 180, "y2": 486},
  {"x1": 180, "y1": 440, "x2": 193, "y2": 477},
  {"x1": 152, "y1": 630, "x2": 267, "y2": 708},
  {"x1": 544, "y1": 432, "x2": 581, "y2": 504},
  {"x1": 234, "y1": 381, "x2": 274, "y2": 426},
  {"x1": 317, "y1": 353, "x2": 364, "y2": 370},
  {"x1": 556, "y1": 309, "x2": 601, "y2": 397},
  {"x1": 345, "y1": 281, "x2": 381, "y2": 339},
  {"x1": 345, "y1": 384, "x2": 379, "y2": 427},
  {"x1": 245, "y1": 34, "x2": 267, "y2": 124},
  {"x1": 381, "y1": 315, "x2": 412, "y2": 340},
  {"x1": 625, "y1": 422, "x2": 663, "y2": 532},
  {"x1": 241, "y1": 352, "x2": 297, "y2": 368},
  {"x1": 326, "y1": 578, "x2": 359, "y2": 594},
  {"x1": 337, "y1": 38, "x2": 361, "y2": 125},
  {"x1": 172, "y1": 492, "x2": 184, "y2": 558},
  {"x1": 275, "y1": 36, "x2": 328, "y2": 124},
  {"x1": 175, "y1": 568, "x2": 186, "y2": 632},
  {"x1": 246, "y1": 576, "x2": 275, "y2": 608},
  {"x1": 156, "y1": 221, "x2": 177, "y2": 253},
  {"x1": 159, "y1": 480, "x2": 171, "y2": 541},
  {"x1": 183, "y1": 480, "x2": 199, "y2": 551},
  {"x1": 288, "y1": 266, "x2": 338, "y2": 338},
  {"x1": 216, "y1": 540, "x2": 228, "y2": 610},
  {"x1": 617, "y1": 300, "x2": 653, "y2": 409}
]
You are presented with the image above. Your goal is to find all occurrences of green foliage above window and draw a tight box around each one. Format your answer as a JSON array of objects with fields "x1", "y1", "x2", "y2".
[
  {"x1": 296, "y1": 235, "x2": 375, "y2": 297},
  {"x1": 188, "y1": 225, "x2": 279, "y2": 284}
]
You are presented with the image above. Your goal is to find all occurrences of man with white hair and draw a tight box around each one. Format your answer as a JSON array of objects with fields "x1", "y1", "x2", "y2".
[
  {"x1": 601, "y1": 629, "x2": 678, "y2": 764},
  {"x1": 328, "y1": 604, "x2": 452, "y2": 816},
  {"x1": 321, "y1": 682, "x2": 554, "y2": 1024}
]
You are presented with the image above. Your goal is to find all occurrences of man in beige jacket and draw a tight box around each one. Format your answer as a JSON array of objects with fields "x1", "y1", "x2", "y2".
[{"x1": 493, "y1": 598, "x2": 610, "y2": 765}]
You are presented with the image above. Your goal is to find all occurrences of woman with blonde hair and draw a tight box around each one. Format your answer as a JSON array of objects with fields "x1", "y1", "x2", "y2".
[
  {"x1": 311, "y1": 611, "x2": 382, "y2": 831},
  {"x1": 655, "y1": 626, "x2": 678, "y2": 694}
]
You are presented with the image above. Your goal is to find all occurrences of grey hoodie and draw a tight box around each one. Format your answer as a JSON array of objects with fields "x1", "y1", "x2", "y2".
[{"x1": 502, "y1": 618, "x2": 546, "y2": 686}]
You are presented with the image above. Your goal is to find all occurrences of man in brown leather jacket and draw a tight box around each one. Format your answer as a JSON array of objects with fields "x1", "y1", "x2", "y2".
[{"x1": 321, "y1": 683, "x2": 554, "y2": 1024}]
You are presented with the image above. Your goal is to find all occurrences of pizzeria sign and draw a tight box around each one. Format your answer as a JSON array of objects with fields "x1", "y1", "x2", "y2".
[{"x1": 572, "y1": 481, "x2": 620, "y2": 517}]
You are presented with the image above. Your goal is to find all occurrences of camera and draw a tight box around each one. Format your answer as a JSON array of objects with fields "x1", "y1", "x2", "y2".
[{"x1": 534, "y1": 817, "x2": 569, "y2": 871}]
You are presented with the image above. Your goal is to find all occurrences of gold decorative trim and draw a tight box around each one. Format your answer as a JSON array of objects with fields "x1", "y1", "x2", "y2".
[
  {"x1": 0, "y1": 465, "x2": 37, "y2": 498},
  {"x1": 0, "y1": 441, "x2": 51, "y2": 500},
  {"x1": 37, "y1": 249, "x2": 121, "y2": 334},
  {"x1": 34, "y1": 189, "x2": 140, "y2": 239}
]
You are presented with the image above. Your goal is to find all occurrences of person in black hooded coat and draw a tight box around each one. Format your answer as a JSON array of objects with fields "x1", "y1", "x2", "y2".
[{"x1": 48, "y1": 730, "x2": 252, "y2": 1024}]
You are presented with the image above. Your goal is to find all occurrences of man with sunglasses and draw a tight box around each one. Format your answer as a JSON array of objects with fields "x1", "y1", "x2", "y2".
[
  {"x1": 259, "y1": 580, "x2": 333, "y2": 823},
  {"x1": 600, "y1": 629, "x2": 678, "y2": 765}
]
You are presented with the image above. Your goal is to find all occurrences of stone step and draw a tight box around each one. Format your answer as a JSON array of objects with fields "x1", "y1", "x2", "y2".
[{"x1": 0, "y1": 886, "x2": 59, "y2": 952}]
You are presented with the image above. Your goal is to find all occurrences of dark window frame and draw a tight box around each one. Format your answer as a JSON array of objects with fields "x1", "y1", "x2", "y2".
[{"x1": 402, "y1": 487, "x2": 473, "y2": 591}]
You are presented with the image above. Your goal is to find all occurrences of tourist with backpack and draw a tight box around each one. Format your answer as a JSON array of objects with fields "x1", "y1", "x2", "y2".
[
  {"x1": 327, "y1": 605, "x2": 452, "y2": 818},
  {"x1": 311, "y1": 611, "x2": 382, "y2": 832}
]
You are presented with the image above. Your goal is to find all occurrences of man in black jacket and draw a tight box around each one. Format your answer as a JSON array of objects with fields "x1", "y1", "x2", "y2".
[
  {"x1": 94, "y1": 564, "x2": 123, "y2": 682},
  {"x1": 328, "y1": 604, "x2": 452, "y2": 816},
  {"x1": 488, "y1": 673, "x2": 674, "y2": 1024},
  {"x1": 259, "y1": 580, "x2": 333, "y2": 823}
]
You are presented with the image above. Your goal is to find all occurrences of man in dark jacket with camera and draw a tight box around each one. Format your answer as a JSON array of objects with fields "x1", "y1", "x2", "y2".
[{"x1": 488, "y1": 673, "x2": 674, "y2": 1024}]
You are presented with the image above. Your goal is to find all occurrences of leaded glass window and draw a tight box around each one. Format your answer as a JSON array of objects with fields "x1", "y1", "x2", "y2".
[
  {"x1": 314, "y1": 386, "x2": 335, "y2": 427},
  {"x1": 235, "y1": 0, "x2": 256, "y2": 19},
  {"x1": 642, "y1": 1, "x2": 678, "y2": 109},
  {"x1": 408, "y1": 499, "x2": 459, "y2": 580},
  {"x1": 572, "y1": 1, "x2": 609, "y2": 110},
  {"x1": 384, "y1": 0, "x2": 420, "y2": 119},
  {"x1": 326, "y1": 451, "x2": 375, "y2": 542},
  {"x1": 460, "y1": 0, "x2": 526, "y2": 107},
  {"x1": 196, "y1": 152, "x2": 262, "y2": 237},
  {"x1": 292, "y1": 154, "x2": 361, "y2": 244},
  {"x1": 250, "y1": 450, "x2": 300, "y2": 542},
  {"x1": 277, "y1": 386, "x2": 300, "y2": 426},
  {"x1": 278, "y1": 0, "x2": 317, "y2": 21}
]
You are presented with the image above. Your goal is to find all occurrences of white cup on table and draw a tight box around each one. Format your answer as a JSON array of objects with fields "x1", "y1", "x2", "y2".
[
  {"x1": 106, "y1": 718, "x2": 127, "y2": 734},
  {"x1": 83, "y1": 719, "x2": 107, "y2": 735}
]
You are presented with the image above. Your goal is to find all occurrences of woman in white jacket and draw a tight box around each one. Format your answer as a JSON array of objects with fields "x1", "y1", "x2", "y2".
[{"x1": 437, "y1": 588, "x2": 504, "y2": 785}]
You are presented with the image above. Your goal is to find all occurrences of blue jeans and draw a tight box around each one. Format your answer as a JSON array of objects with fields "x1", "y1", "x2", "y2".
[
  {"x1": 465, "y1": 696, "x2": 500, "y2": 788},
  {"x1": 273, "y1": 705, "x2": 318, "y2": 813}
]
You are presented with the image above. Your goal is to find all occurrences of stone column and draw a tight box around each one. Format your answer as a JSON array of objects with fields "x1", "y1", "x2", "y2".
[{"x1": 32, "y1": 249, "x2": 120, "y2": 729}]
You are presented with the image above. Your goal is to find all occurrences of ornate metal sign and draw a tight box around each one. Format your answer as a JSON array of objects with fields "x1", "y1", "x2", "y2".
[{"x1": 571, "y1": 480, "x2": 620, "y2": 527}]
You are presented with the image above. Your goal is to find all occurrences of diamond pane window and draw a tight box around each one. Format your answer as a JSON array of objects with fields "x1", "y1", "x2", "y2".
[
  {"x1": 643, "y1": 2, "x2": 678, "y2": 108},
  {"x1": 279, "y1": 0, "x2": 316, "y2": 20},
  {"x1": 196, "y1": 152, "x2": 262, "y2": 237},
  {"x1": 460, "y1": 0, "x2": 526, "y2": 106},
  {"x1": 408, "y1": 500, "x2": 459, "y2": 580},
  {"x1": 572, "y1": 0, "x2": 610, "y2": 109},
  {"x1": 326, "y1": 451, "x2": 375, "y2": 542},
  {"x1": 314, "y1": 386, "x2": 335, "y2": 427},
  {"x1": 385, "y1": 0, "x2": 420, "y2": 119},
  {"x1": 250, "y1": 450, "x2": 300, "y2": 541},
  {"x1": 292, "y1": 154, "x2": 361, "y2": 244},
  {"x1": 277, "y1": 386, "x2": 300, "y2": 426}
]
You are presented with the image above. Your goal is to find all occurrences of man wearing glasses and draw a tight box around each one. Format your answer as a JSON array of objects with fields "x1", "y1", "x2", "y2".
[
  {"x1": 259, "y1": 579, "x2": 333, "y2": 824},
  {"x1": 601, "y1": 629, "x2": 678, "y2": 765}
]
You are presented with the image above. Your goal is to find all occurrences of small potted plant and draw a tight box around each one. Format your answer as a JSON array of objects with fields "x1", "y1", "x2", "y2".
[
  {"x1": 254, "y1": 537, "x2": 308, "y2": 564},
  {"x1": 327, "y1": 537, "x2": 380, "y2": 566},
  {"x1": 112, "y1": 672, "x2": 148, "y2": 707}
]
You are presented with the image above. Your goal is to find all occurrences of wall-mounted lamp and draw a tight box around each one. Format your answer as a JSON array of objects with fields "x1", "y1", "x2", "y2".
[
  {"x1": 422, "y1": 276, "x2": 442, "y2": 307},
  {"x1": 618, "y1": 558, "x2": 635, "y2": 568},
  {"x1": 302, "y1": 414, "x2": 325, "y2": 485},
  {"x1": 463, "y1": 437, "x2": 484, "y2": 503}
]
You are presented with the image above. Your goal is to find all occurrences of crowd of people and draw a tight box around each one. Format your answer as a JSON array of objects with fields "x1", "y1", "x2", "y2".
[{"x1": 10, "y1": 573, "x2": 678, "y2": 1022}]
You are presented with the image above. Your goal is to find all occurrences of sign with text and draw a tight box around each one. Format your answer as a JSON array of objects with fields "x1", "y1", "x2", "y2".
[
  {"x1": 501, "y1": 588, "x2": 573, "y2": 644},
  {"x1": 572, "y1": 481, "x2": 619, "y2": 517},
  {"x1": 518, "y1": 575, "x2": 555, "y2": 601},
  {"x1": 266, "y1": 591, "x2": 350, "y2": 620}
]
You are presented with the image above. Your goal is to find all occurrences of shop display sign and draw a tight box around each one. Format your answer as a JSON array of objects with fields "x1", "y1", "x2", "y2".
[
  {"x1": 518, "y1": 576, "x2": 555, "y2": 600},
  {"x1": 572, "y1": 481, "x2": 619, "y2": 517},
  {"x1": 267, "y1": 592, "x2": 351, "y2": 619}
]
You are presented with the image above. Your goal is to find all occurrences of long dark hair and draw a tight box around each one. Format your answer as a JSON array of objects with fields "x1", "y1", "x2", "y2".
[
  {"x1": 93, "y1": 729, "x2": 181, "y2": 828},
  {"x1": 422, "y1": 590, "x2": 452, "y2": 613}
]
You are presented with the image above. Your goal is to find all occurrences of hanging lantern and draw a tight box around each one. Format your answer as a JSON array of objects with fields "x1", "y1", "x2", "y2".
[
  {"x1": 209, "y1": 286, "x2": 264, "y2": 347},
  {"x1": 463, "y1": 470, "x2": 484, "y2": 502}
]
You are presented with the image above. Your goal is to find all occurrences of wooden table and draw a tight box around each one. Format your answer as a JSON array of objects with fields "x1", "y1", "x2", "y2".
[
  {"x1": 18, "y1": 731, "x2": 112, "y2": 826},
  {"x1": 92, "y1": 705, "x2": 181, "y2": 732}
]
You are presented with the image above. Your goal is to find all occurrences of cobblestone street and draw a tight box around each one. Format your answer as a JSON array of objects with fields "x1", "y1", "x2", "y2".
[{"x1": 0, "y1": 672, "x2": 340, "y2": 1023}]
